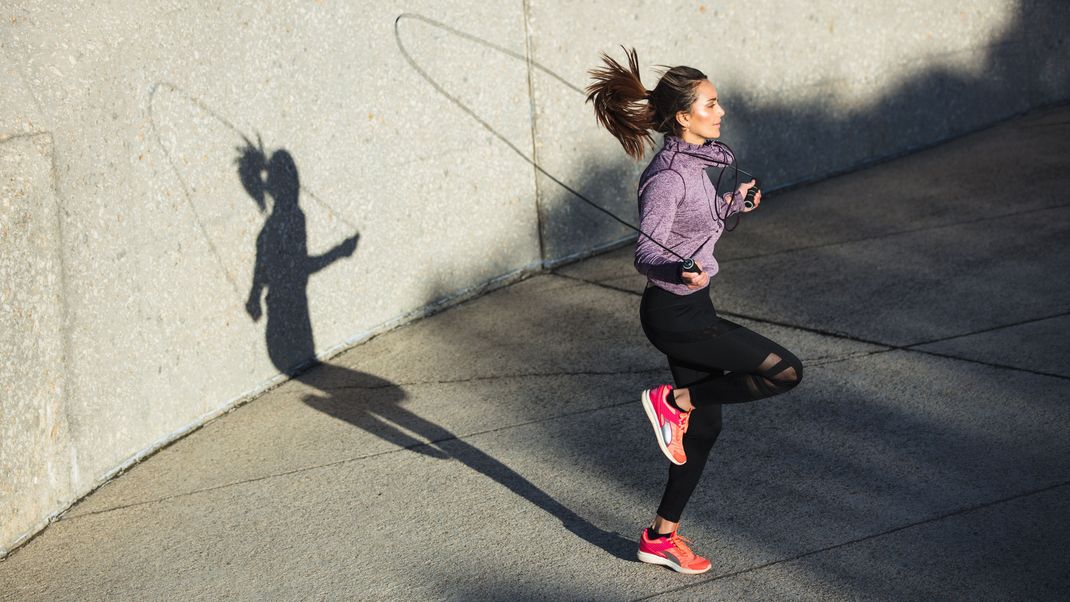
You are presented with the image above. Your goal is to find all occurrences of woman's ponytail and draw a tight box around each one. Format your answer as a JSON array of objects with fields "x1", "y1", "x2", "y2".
[
  {"x1": 587, "y1": 47, "x2": 708, "y2": 161},
  {"x1": 586, "y1": 46, "x2": 655, "y2": 161}
]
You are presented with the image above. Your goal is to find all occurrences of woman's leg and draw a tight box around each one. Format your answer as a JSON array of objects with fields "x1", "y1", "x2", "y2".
[
  {"x1": 647, "y1": 320, "x2": 803, "y2": 526},
  {"x1": 638, "y1": 287, "x2": 803, "y2": 527},
  {"x1": 654, "y1": 359, "x2": 724, "y2": 527}
]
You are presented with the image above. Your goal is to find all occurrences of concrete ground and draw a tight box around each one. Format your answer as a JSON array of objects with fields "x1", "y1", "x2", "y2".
[{"x1": 2, "y1": 105, "x2": 1069, "y2": 601}]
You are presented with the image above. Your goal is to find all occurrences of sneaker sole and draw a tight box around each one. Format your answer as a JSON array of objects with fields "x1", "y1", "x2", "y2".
[
  {"x1": 640, "y1": 389, "x2": 685, "y2": 466},
  {"x1": 637, "y1": 550, "x2": 711, "y2": 574}
]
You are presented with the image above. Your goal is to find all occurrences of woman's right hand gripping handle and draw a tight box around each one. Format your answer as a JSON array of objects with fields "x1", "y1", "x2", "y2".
[{"x1": 681, "y1": 259, "x2": 709, "y2": 290}]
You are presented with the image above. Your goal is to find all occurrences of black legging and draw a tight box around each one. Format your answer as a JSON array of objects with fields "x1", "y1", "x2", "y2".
[{"x1": 639, "y1": 283, "x2": 803, "y2": 522}]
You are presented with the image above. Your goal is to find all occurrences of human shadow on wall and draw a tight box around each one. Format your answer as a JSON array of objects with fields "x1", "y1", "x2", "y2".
[
  {"x1": 237, "y1": 139, "x2": 423, "y2": 451},
  {"x1": 237, "y1": 139, "x2": 633, "y2": 558},
  {"x1": 237, "y1": 138, "x2": 360, "y2": 374}
]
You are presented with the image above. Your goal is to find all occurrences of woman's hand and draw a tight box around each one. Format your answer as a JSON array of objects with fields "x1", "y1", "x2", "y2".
[
  {"x1": 725, "y1": 179, "x2": 762, "y2": 213},
  {"x1": 245, "y1": 295, "x2": 262, "y2": 322},
  {"x1": 681, "y1": 260, "x2": 709, "y2": 290}
]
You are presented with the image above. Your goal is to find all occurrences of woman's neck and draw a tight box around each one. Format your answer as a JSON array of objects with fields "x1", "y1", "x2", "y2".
[{"x1": 680, "y1": 130, "x2": 707, "y2": 145}]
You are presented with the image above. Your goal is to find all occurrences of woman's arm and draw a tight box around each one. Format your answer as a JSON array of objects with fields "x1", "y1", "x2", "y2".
[
  {"x1": 246, "y1": 231, "x2": 268, "y2": 321},
  {"x1": 307, "y1": 233, "x2": 359, "y2": 274},
  {"x1": 635, "y1": 170, "x2": 686, "y2": 283}
]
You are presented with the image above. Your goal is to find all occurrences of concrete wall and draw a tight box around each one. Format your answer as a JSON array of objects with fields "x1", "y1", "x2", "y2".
[{"x1": 2, "y1": 0, "x2": 1067, "y2": 556}]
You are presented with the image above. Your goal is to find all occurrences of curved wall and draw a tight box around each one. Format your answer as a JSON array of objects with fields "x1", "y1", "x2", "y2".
[{"x1": 2, "y1": 0, "x2": 1067, "y2": 555}]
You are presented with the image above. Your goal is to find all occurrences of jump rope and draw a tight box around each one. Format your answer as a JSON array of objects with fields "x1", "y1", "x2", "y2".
[
  {"x1": 156, "y1": 16, "x2": 761, "y2": 295},
  {"x1": 394, "y1": 13, "x2": 761, "y2": 276}
]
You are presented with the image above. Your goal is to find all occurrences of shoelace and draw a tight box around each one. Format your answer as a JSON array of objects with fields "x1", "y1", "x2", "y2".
[
  {"x1": 669, "y1": 533, "x2": 697, "y2": 559},
  {"x1": 678, "y1": 409, "x2": 691, "y2": 434}
]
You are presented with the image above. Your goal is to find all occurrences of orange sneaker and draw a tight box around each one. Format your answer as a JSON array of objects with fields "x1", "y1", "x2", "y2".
[
  {"x1": 640, "y1": 385, "x2": 689, "y2": 465},
  {"x1": 637, "y1": 529, "x2": 712, "y2": 574}
]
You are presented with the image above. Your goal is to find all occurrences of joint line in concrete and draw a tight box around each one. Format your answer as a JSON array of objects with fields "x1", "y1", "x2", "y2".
[
  {"x1": 327, "y1": 366, "x2": 666, "y2": 390},
  {"x1": 720, "y1": 202, "x2": 1070, "y2": 266},
  {"x1": 904, "y1": 309, "x2": 1070, "y2": 348},
  {"x1": 554, "y1": 272, "x2": 1070, "y2": 381}
]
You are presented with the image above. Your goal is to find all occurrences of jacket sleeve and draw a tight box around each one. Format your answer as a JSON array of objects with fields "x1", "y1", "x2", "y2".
[
  {"x1": 634, "y1": 170, "x2": 685, "y2": 284},
  {"x1": 725, "y1": 187, "x2": 746, "y2": 217}
]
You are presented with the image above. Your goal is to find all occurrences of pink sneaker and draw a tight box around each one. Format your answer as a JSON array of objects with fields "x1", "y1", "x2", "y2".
[
  {"x1": 637, "y1": 529, "x2": 712, "y2": 574},
  {"x1": 640, "y1": 385, "x2": 689, "y2": 465}
]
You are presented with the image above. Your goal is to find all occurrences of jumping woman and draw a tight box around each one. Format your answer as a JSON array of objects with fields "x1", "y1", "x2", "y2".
[{"x1": 586, "y1": 48, "x2": 804, "y2": 574}]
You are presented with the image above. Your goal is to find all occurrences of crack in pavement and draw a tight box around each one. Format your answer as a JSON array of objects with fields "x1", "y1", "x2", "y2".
[
  {"x1": 904, "y1": 309, "x2": 1070, "y2": 348},
  {"x1": 557, "y1": 201, "x2": 1070, "y2": 278},
  {"x1": 802, "y1": 350, "x2": 890, "y2": 368},
  {"x1": 321, "y1": 367, "x2": 667, "y2": 391},
  {"x1": 631, "y1": 479, "x2": 1070, "y2": 601},
  {"x1": 896, "y1": 348, "x2": 1070, "y2": 381}
]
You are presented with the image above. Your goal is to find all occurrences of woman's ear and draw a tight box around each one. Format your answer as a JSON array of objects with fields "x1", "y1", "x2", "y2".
[{"x1": 675, "y1": 110, "x2": 690, "y2": 131}]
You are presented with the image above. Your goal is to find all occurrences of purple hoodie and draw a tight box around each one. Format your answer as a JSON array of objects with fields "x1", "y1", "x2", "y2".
[{"x1": 634, "y1": 135, "x2": 745, "y2": 295}]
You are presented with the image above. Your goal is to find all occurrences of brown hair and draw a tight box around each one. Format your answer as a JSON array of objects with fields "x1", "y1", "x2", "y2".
[{"x1": 585, "y1": 46, "x2": 707, "y2": 160}]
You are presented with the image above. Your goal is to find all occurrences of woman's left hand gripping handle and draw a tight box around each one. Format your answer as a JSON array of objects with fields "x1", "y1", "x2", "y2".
[{"x1": 681, "y1": 259, "x2": 709, "y2": 290}]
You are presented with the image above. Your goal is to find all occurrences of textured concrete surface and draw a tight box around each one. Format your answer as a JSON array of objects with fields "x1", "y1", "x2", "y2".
[
  {"x1": 0, "y1": 133, "x2": 76, "y2": 556},
  {"x1": 3, "y1": 0, "x2": 1070, "y2": 566},
  {"x1": 1, "y1": 1, "x2": 541, "y2": 554},
  {"x1": 1, "y1": 104, "x2": 1068, "y2": 599}
]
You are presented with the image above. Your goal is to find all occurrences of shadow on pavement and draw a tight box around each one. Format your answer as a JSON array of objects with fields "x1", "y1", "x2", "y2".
[
  {"x1": 299, "y1": 363, "x2": 636, "y2": 560},
  {"x1": 239, "y1": 141, "x2": 634, "y2": 560}
]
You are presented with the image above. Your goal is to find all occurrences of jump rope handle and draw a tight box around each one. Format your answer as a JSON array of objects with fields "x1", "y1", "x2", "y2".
[
  {"x1": 681, "y1": 258, "x2": 701, "y2": 274},
  {"x1": 743, "y1": 182, "x2": 761, "y2": 210}
]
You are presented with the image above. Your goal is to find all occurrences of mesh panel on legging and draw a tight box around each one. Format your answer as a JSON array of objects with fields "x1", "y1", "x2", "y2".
[
  {"x1": 740, "y1": 352, "x2": 802, "y2": 399},
  {"x1": 674, "y1": 327, "x2": 804, "y2": 407}
]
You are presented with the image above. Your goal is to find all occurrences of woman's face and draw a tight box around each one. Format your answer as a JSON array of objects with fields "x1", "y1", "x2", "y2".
[{"x1": 677, "y1": 79, "x2": 725, "y2": 142}]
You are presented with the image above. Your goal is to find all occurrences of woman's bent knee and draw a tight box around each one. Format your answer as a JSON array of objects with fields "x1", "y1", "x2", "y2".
[{"x1": 774, "y1": 354, "x2": 803, "y2": 390}]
